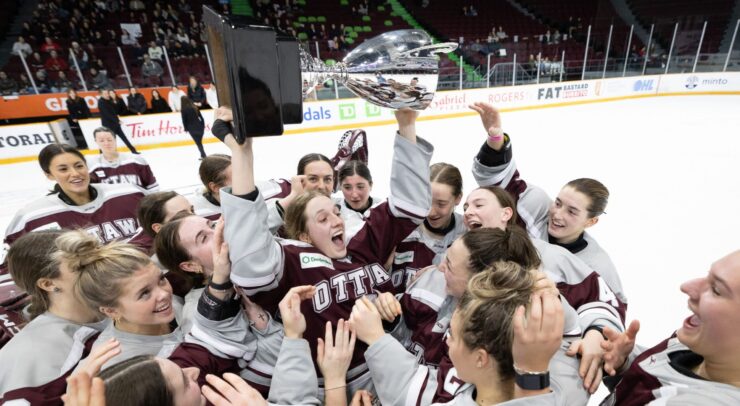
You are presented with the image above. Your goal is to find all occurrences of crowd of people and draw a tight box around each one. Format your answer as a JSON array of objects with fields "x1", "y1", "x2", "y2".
[
  {"x1": 1, "y1": 0, "x2": 221, "y2": 95},
  {"x1": 1, "y1": 100, "x2": 738, "y2": 406}
]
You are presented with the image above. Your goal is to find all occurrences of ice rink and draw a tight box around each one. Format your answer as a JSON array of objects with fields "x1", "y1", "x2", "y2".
[{"x1": 2, "y1": 94, "x2": 740, "y2": 403}]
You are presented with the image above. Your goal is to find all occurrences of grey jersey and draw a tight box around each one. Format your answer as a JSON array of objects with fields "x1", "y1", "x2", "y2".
[
  {"x1": 267, "y1": 338, "x2": 321, "y2": 406},
  {"x1": 431, "y1": 384, "x2": 565, "y2": 406},
  {"x1": 334, "y1": 195, "x2": 383, "y2": 242},
  {"x1": 366, "y1": 334, "x2": 588, "y2": 406},
  {"x1": 0, "y1": 313, "x2": 108, "y2": 393}
]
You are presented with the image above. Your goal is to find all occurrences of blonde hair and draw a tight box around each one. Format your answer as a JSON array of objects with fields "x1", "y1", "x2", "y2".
[
  {"x1": 456, "y1": 261, "x2": 539, "y2": 380},
  {"x1": 54, "y1": 230, "x2": 152, "y2": 313}
]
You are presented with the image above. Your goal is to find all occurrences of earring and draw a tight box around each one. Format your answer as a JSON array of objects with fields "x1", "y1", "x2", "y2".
[{"x1": 53, "y1": 287, "x2": 61, "y2": 293}]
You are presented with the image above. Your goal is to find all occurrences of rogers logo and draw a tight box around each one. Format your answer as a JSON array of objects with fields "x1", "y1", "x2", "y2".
[{"x1": 44, "y1": 95, "x2": 98, "y2": 112}]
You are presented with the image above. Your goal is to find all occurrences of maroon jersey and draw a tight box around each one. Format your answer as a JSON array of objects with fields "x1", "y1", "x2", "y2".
[
  {"x1": 88, "y1": 153, "x2": 159, "y2": 192},
  {"x1": 3, "y1": 184, "x2": 144, "y2": 274}
]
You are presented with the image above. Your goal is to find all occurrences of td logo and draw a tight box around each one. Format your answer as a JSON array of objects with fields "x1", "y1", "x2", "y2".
[{"x1": 339, "y1": 103, "x2": 357, "y2": 120}]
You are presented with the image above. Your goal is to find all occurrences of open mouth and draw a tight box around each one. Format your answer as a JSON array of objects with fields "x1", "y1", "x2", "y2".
[
  {"x1": 331, "y1": 231, "x2": 345, "y2": 248},
  {"x1": 549, "y1": 219, "x2": 565, "y2": 230},
  {"x1": 467, "y1": 220, "x2": 482, "y2": 229},
  {"x1": 154, "y1": 302, "x2": 172, "y2": 314}
]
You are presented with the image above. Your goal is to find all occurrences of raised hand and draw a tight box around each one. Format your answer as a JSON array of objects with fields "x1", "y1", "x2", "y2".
[
  {"x1": 77, "y1": 338, "x2": 121, "y2": 378},
  {"x1": 512, "y1": 290, "x2": 564, "y2": 373},
  {"x1": 348, "y1": 296, "x2": 385, "y2": 346},
  {"x1": 601, "y1": 320, "x2": 640, "y2": 376},
  {"x1": 468, "y1": 102, "x2": 504, "y2": 150},
  {"x1": 202, "y1": 373, "x2": 267, "y2": 406},
  {"x1": 211, "y1": 218, "x2": 231, "y2": 283},
  {"x1": 566, "y1": 330, "x2": 605, "y2": 393},
  {"x1": 317, "y1": 319, "x2": 356, "y2": 389},
  {"x1": 373, "y1": 292, "x2": 402, "y2": 322},
  {"x1": 278, "y1": 285, "x2": 317, "y2": 339},
  {"x1": 62, "y1": 372, "x2": 106, "y2": 406},
  {"x1": 394, "y1": 108, "x2": 419, "y2": 142}
]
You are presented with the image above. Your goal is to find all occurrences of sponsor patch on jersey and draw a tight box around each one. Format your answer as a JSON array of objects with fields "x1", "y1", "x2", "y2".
[
  {"x1": 393, "y1": 251, "x2": 415, "y2": 265},
  {"x1": 299, "y1": 253, "x2": 334, "y2": 270},
  {"x1": 95, "y1": 170, "x2": 106, "y2": 177}
]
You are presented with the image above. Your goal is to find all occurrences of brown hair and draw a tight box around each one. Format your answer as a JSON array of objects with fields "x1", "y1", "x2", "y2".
[
  {"x1": 153, "y1": 212, "x2": 203, "y2": 294},
  {"x1": 338, "y1": 160, "x2": 372, "y2": 185},
  {"x1": 199, "y1": 154, "x2": 231, "y2": 197},
  {"x1": 457, "y1": 261, "x2": 538, "y2": 380},
  {"x1": 54, "y1": 230, "x2": 152, "y2": 314},
  {"x1": 430, "y1": 162, "x2": 463, "y2": 198},
  {"x1": 137, "y1": 191, "x2": 179, "y2": 238},
  {"x1": 284, "y1": 190, "x2": 326, "y2": 240},
  {"x1": 6, "y1": 230, "x2": 64, "y2": 319},
  {"x1": 461, "y1": 226, "x2": 541, "y2": 274},
  {"x1": 98, "y1": 355, "x2": 173, "y2": 406},
  {"x1": 38, "y1": 143, "x2": 86, "y2": 174},
  {"x1": 477, "y1": 186, "x2": 519, "y2": 227},
  {"x1": 565, "y1": 178, "x2": 609, "y2": 218}
]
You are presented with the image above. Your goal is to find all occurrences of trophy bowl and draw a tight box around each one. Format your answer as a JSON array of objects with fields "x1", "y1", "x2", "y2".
[{"x1": 301, "y1": 29, "x2": 458, "y2": 110}]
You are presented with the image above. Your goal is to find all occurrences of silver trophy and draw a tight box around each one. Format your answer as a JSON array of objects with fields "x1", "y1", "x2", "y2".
[{"x1": 301, "y1": 29, "x2": 457, "y2": 110}]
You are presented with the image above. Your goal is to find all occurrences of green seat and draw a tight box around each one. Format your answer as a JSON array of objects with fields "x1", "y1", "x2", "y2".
[
  {"x1": 292, "y1": 21, "x2": 302, "y2": 28},
  {"x1": 325, "y1": 59, "x2": 337, "y2": 66},
  {"x1": 349, "y1": 31, "x2": 359, "y2": 38},
  {"x1": 362, "y1": 15, "x2": 371, "y2": 22},
  {"x1": 298, "y1": 16, "x2": 307, "y2": 23},
  {"x1": 308, "y1": 16, "x2": 317, "y2": 23},
  {"x1": 317, "y1": 16, "x2": 326, "y2": 22},
  {"x1": 345, "y1": 37, "x2": 355, "y2": 45},
  {"x1": 390, "y1": 11, "x2": 398, "y2": 17},
  {"x1": 384, "y1": 20, "x2": 392, "y2": 26},
  {"x1": 297, "y1": 32, "x2": 308, "y2": 41},
  {"x1": 354, "y1": 25, "x2": 363, "y2": 32},
  {"x1": 344, "y1": 26, "x2": 353, "y2": 32},
  {"x1": 340, "y1": 0, "x2": 349, "y2": 5},
  {"x1": 378, "y1": 5, "x2": 386, "y2": 11},
  {"x1": 363, "y1": 26, "x2": 371, "y2": 32}
]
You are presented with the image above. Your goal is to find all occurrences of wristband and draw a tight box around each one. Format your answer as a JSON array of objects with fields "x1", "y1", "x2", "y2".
[
  {"x1": 197, "y1": 287, "x2": 240, "y2": 321},
  {"x1": 211, "y1": 119, "x2": 233, "y2": 142},
  {"x1": 208, "y1": 278, "x2": 234, "y2": 291},
  {"x1": 487, "y1": 127, "x2": 504, "y2": 143}
]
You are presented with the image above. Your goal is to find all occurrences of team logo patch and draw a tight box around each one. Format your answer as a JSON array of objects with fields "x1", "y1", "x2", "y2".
[
  {"x1": 299, "y1": 253, "x2": 334, "y2": 270},
  {"x1": 95, "y1": 170, "x2": 106, "y2": 177},
  {"x1": 393, "y1": 251, "x2": 415, "y2": 265}
]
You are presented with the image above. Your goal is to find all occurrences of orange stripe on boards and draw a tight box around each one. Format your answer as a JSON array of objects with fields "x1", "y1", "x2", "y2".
[{"x1": 1, "y1": 91, "x2": 739, "y2": 165}]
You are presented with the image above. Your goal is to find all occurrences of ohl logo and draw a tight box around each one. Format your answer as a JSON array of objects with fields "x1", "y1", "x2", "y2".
[
  {"x1": 685, "y1": 76, "x2": 699, "y2": 90},
  {"x1": 633, "y1": 79, "x2": 654, "y2": 92}
]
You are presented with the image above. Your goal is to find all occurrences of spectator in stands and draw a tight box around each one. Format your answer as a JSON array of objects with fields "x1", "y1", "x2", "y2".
[
  {"x1": 12, "y1": 36, "x2": 33, "y2": 58},
  {"x1": 68, "y1": 41, "x2": 89, "y2": 70},
  {"x1": 149, "y1": 89, "x2": 171, "y2": 113},
  {"x1": 178, "y1": 0, "x2": 191, "y2": 13},
  {"x1": 127, "y1": 87, "x2": 147, "y2": 115},
  {"x1": 175, "y1": 27, "x2": 189, "y2": 44},
  {"x1": 496, "y1": 26, "x2": 508, "y2": 40},
  {"x1": 170, "y1": 41, "x2": 187, "y2": 59},
  {"x1": 328, "y1": 36, "x2": 337, "y2": 51},
  {"x1": 34, "y1": 70, "x2": 52, "y2": 93},
  {"x1": 29, "y1": 52, "x2": 45, "y2": 71},
  {"x1": 188, "y1": 39, "x2": 204, "y2": 58},
  {"x1": 21, "y1": 22, "x2": 37, "y2": 44},
  {"x1": 468, "y1": 5, "x2": 478, "y2": 16},
  {"x1": 330, "y1": 23, "x2": 340, "y2": 38},
  {"x1": 141, "y1": 54, "x2": 164, "y2": 79},
  {"x1": 89, "y1": 67, "x2": 112, "y2": 90},
  {"x1": 40, "y1": 36, "x2": 61, "y2": 54},
  {"x1": 98, "y1": 88, "x2": 139, "y2": 154},
  {"x1": 130, "y1": 0, "x2": 145, "y2": 11},
  {"x1": 110, "y1": 90, "x2": 128, "y2": 116},
  {"x1": 338, "y1": 36, "x2": 349, "y2": 52},
  {"x1": 0, "y1": 71, "x2": 19, "y2": 95},
  {"x1": 148, "y1": 41, "x2": 164, "y2": 62},
  {"x1": 180, "y1": 96, "x2": 206, "y2": 158},
  {"x1": 44, "y1": 50, "x2": 68, "y2": 72},
  {"x1": 66, "y1": 88, "x2": 91, "y2": 126},
  {"x1": 55, "y1": 71, "x2": 74, "y2": 92},
  {"x1": 168, "y1": 85, "x2": 183, "y2": 111},
  {"x1": 205, "y1": 84, "x2": 218, "y2": 110},
  {"x1": 187, "y1": 76, "x2": 207, "y2": 108},
  {"x1": 545, "y1": 30, "x2": 552, "y2": 44},
  {"x1": 18, "y1": 74, "x2": 33, "y2": 94},
  {"x1": 357, "y1": 1, "x2": 368, "y2": 15},
  {"x1": 553, "y1": 30, "x2": 561, "y2": 44}
]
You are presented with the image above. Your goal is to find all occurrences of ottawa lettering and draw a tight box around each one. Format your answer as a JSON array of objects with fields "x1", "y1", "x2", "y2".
[
  {"x1": 0, "y1": 133, "x2": 55, "y2": 148},
  {"x1": 312, "y1": 263, "x2": 391, "y2": 313}
]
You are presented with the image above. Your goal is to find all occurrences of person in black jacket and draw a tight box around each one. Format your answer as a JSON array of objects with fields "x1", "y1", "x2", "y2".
[
  {"x1": 127, "y1": 87, "x2": 147, "y2": 115},
  {"x1": 186, "y1": 76, "x2": 207, "y2": 108},
  {"x1": 180, "y1": 95, "x2": 206, "y2": 158},
  {"x1": 65, "y1": 88, "x2": 91, "y2": 149},
  {"x1": 149, "y1": 89, "x2": 171, "y2": 113},
  {"x1": 109, "y1": 90, "x2": 129, "y2": 116},
  {"x1": 97, "y1": 89, "x2": 139, "y2": 154}
]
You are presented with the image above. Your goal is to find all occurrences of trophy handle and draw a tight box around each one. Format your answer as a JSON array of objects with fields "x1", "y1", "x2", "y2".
[{"x1": 396, "y1": 42, "x2": 458, "y2": 58}]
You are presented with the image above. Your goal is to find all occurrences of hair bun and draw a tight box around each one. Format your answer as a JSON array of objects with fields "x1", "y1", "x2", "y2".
[{"x1": 55, "y1": 230, "x2": 105, "y2": 270}]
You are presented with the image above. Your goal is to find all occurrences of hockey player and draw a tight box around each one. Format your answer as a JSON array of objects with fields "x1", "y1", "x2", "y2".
[
  {"x1": 213, "y1": 106, "x2": 432, "y2": 393},
  {"x1": 600, "y1": 250, "x2": 740, "y2": 405},
  {"x1": 88, "y1": 127, "x2": 159, "y2": 192},
  {"x1": 127, "y1": 190, "x2": 194, "y2": 254},
  {"x1": 2, "y1": 143, "x2": 145, "y2": 274},
  {"x1": 469, "y1": 102, "x2": 624, "y2": 318},
  {"x1": 0, "y1": 231, "x2": 108, "y2": 396},
  {"x1": 336, "y1": 160, "x2": 383, "y2": 242},
  {"x1": 390, "y1": 163, "x2": 468, "y2": 294},
  {"x1": 354, "y1": 261, "x2": 584, "y2": 406}
]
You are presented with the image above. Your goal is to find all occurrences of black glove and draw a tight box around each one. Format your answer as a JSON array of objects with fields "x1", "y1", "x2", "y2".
[{"x1": 211, "y1": 119, "x2": 233, "y2": 142}]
